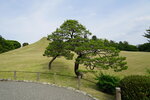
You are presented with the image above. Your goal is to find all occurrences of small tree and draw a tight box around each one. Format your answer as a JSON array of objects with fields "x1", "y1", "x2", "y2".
[
  {"x1": 44, "y1": 19, "x2": 127, "y2": 77},
  {"x1": 22, "y1": 42, "x2": 29, "y2": 47}
]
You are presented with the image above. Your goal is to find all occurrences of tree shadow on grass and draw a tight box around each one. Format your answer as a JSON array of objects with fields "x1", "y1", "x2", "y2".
[{"x1": 41, "y1": 61, "x2": 73, "y2": 75}]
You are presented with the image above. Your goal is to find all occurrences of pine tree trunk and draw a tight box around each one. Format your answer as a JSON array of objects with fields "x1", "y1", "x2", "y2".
[
  {"x1": 74, "y1": 54, "x2": 83, "y2": 78},
  {"x1": 74, "y1": 61, "x2": 80, "y2": 77},
  {"x1": 49, "y1": 56, "x2": 58, "y2": 70}
]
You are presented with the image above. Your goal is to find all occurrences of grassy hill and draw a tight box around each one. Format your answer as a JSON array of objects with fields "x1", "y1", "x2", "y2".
[
  {"x1": 114, "y1": 51, "x2": 150, "y2": 76},
  {"x1": 0, "y1": 37, "x2": 150, "y2": 100}
]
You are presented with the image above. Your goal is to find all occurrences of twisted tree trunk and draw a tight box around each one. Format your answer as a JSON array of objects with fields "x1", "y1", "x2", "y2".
[
  {"x1": 74, "y1": 54, "x2": 83, "y2": 78},
  {"x1": 49, "y1": 55, "x2": 58, "y2": 70}
]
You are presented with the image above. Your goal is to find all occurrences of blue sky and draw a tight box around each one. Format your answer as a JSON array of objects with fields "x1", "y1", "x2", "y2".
[{"x1": 0, "y1": 0, "x2": 150, "y2": 45}]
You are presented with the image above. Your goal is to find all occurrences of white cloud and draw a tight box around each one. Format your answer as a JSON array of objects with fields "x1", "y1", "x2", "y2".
[
  {"x1": 0, "y1": 0, "x2": 150, "y2": 45},
  {"x1": 135, "y1": 16, "x2": 150, "y2": 22},
  {"x1": 80, "y1": 2, "x2": 150, "y2": 45},
  {"x1": 0, "y1": 0, "x2": 64, "y2": 43}
]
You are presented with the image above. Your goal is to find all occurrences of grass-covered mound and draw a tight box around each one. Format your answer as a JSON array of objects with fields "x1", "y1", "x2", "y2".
[
  {"x1": 0, "y1": 37, "x2": 150, "y2": 100},
  {"x1": 0, "y1": 37, "x2": 112, "y2": 100}
]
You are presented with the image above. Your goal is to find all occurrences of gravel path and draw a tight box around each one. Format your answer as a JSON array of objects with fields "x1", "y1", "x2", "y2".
[{"x1": 0, "y1": 81, "x2": 94, "y2": 100}]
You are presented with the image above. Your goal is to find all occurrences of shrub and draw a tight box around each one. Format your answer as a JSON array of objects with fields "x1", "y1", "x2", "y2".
[
  {"x1": 22, "y1": 42, "x2": 29, "y2": 47},
  {"x1": 119, "y1": 75, "x2": 150, "y2": 100},
  {"x1": 96, "y1": 73, "x2": 120, "y2": 94},
  {"x1": 146, "y1": 69, "x2": 150, "y2": 75},
  {"x1": 0, "y1": 36, "x2": 21, "y2": 54}
]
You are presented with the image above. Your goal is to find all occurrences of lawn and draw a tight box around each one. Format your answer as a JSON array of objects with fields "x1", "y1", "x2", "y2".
[{"x1": 0, "y1": 37, "x2": 150, "y2": 100}]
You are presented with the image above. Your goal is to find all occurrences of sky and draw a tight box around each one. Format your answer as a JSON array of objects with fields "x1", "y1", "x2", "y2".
[{"x1": 0, "y1": 0, "x2": 150, "y2": 45}]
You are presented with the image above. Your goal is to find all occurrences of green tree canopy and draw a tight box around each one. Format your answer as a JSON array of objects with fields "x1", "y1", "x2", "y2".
[
  {"x1": 0, "y1": 35, "x2": 21, "y2": 53},
  {"x1": 43, "y1": 40, "x2": 73, "y2": 69},
  {"x1": 144, "y1": 27, "x2": 150, "y2": 42},
  {"x1": 138, "y1": 27, "x2": 150, "y2": 52},
  {"x1": 44, "y1": 19, "x2": 127, "y2": 77},
  {"x1": 22, "y1": 42, "x2": 29, "y2": 47}
]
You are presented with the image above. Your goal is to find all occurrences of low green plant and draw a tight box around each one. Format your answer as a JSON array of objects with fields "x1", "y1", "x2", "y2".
[
  {"x1": 119, "y1": 75, "x2": 150, "y2": 100},
  {"x1": 146, "y1": 69, "x2": 150, "y2": 75},
  {"x1": 96, "y1": 72, "x2": 120, "y2": 94}
]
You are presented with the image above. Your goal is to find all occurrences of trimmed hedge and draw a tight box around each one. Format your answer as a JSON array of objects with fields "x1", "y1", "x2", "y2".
[{"x1": 119, "y1": 75, "x2": 150, "y2": 100}]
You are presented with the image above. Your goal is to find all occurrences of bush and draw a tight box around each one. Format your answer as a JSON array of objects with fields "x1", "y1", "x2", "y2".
[
  {"x1": 96, "y1": 73, "x2": 120, "y2": 94},
  {"x1": 146, "y1": 69, "x2": 150, "y2": 75},
  {"x1": 0, "y1": 36, "x2": 21, "y2": 54},
  {"x1": 22, "y1": 42, "x2": 29, "y2": 47},
  {"x1": 119, "y1": 75, "x2": 150, "y2": 100}
]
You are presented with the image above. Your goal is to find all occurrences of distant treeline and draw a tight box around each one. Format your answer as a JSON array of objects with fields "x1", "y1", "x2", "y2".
[
  {"x1": 104, "y1": 40, "x2": 139, "y2": 51},
  {"x1": 104, "y1": 39, "x2": 150, "y2": 52},
  {"x1": 92, "y1": 36, "x2": 150, "y2": 52},
  {"x1": 0, "y1": 35, "x2": 21, "y2": 54},
  {"x1": 138, "y1": 43, "x2": 150, "y2": 52},
  {"x1": 0, "y1": 34, "x2": 149, "y2": 54}
]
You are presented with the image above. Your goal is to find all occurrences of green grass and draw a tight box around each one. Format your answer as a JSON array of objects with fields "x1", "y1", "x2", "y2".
[
  {"x1": 120, "y1": 51, "x2": 150, "y2": 75},
  {"x1": 104, "y1": 51, "x2": 150, "y2": 77},
  {"x1": 0, "y1": 37, "x2": 150, "y2": 100}
]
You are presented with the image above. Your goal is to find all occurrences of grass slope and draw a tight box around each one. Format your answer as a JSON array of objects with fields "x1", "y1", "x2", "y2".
[
  {"x1": 119, "y1": 51, "x2": 150, "y2": 76},
  {"x1": 0, "y1": 37, "x2": 112, "y2": 100},
  {"x1": 105, "y1": 51, "x2": 150, "y2": 77},
  {"x1": 0, "y1": 37, "x2": 150, "y2": 100}
]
